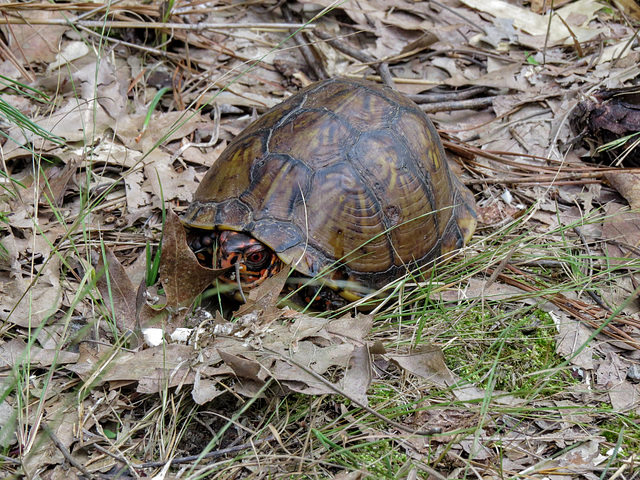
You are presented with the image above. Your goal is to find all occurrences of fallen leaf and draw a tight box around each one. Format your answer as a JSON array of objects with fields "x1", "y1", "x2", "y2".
[
  {"x1": 192, "y1": 370, "x2": 225, "y2": 405},
  {"x1": 93, "y1": 247, "x2": 139, "y2": 332},
  {"x1": 2, "y1": 10, "x2": 68, "y2": 64},
  {"x1": 22, "y1": 403, "x2": 77, "y2": 476},
  {"x1": 218, "y1": 349, "x2": 265, "y2": 382},
  {"x1": 144, "y1": 157, "x2": 200, "y2": 203},
  {"x1": 0, "y1": 338, "x2": 79, "y2": 369},
  {"x1": 0, "y1": 256, "x2": 62, "y2": 328},
  {"x1": 553, "y1": 311, "x2": 595, "y2": 370},
  {"x1": 459, "y1": 0, "x2": 605, "y2": 46},
  {"x1": 159, "y1": 208, "x2": 227, "y2": 328},
  {"x1": 39, "y1": 159, "x2": 77, "y2": 208},
  {"x1": 68, "y1": 342, "x2": 195, "y2": 393},
  {"x1": 388, "y1": 345, "x2": 454, "y2": 388},
  {"x1": 612, "y1": 0, "x2": 640, "y2": 21},
  {"x1": 342, "y1": 345, "x2": 372, "y2": 407},
  {"x1": 601, "y1": 203, "x2": 640, "y2": 264},
  {"x1": 605, "y1": 173, "x2": 640, "y2": 209}
]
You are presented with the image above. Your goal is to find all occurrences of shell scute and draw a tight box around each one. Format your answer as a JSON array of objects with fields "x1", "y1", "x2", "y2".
[
  {"x1": 268, "y1": 108, "x2": 357, "y2": 170},
  {"x1": 241, "y1": 154, "x2": 311, "y2": 222}
]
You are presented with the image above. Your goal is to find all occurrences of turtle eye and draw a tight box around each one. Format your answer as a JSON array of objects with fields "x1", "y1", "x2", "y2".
[{"x1": 244, "y1": 248, "x2": 271, "y2": 270}]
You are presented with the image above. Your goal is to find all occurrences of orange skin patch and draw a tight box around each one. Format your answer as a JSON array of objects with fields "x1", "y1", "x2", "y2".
[{"x1": 217, "y1": 231, "x2": 282, "y2": 289}]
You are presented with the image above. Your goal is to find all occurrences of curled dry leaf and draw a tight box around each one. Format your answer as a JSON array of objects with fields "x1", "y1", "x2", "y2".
[{"x1": 159, "y1": 208, "x2": 228, "y2": 328}]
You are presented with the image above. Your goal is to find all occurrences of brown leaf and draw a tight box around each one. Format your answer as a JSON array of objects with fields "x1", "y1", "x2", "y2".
[
  {"x1": 93, "y1": 247, "x2": 138, "y2": 332},
  {"x1": 554, "y1": 312, "x2": 595, "y2": 370},
  {"x1": 192, "y1": 370, "x2": 226, "y2": 405},
  {"x1": 22, "y1": 404, "x2": 77, "y2": 476},
  {"x1": 67, "y1": 342, "x2": 195, "y2": 393},
  {"x1": 39, "y1": 160, "x2": 77, "y2": 208},
  {"x1": 218, "y1": 349, "x2": 264, "y2": 381},
  {"x1": 270, "y1": 359, "x2": 338, "y2": 395},
  {"x1": 342, "y1": 345, "x2": 372, "y2": 407},
  {"x1": 612, "y1": 0, "x2": 640, "y2": 22},
  {"x1": 2, "y1": 10, "x2": 68, "y2": 64},
  {"x1": 605, "y1": 173, "x2": 640, "y2": 209},
  {"x1": 159, "y1": 208, "x2": 227, "y2": 325},
  {"x1": 233, "y1": 267, "x2": 291, "y2": 321},
  {"x1": 0, "y1": 338, "x2": 79, "y2": 369},
  {"x1": 327, "y1": 313, "x2": 373, "y2": 343},
  {"x1": 531, "y1": 0, "x2": 572, "y2": 13},
  {"x1": 145, "y1": 159, "x2": 200, "y2": 204},
  {"x1": 0, "y1": 256, "x2": 62, "y2": 328},
  {"x1": 388, "y1": 345, "x2": 454, "y2": 388},
  {"x1": 597, "y1": 353, "x2": 640, "y2": 411},
  {"x1": 602, "y1": 203, "x2": 640, "y2": 263}
]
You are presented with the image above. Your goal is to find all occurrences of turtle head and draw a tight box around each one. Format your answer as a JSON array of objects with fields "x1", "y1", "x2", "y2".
[{"x1": 217, "y1": 230, "x2": 282, "y2": 289}]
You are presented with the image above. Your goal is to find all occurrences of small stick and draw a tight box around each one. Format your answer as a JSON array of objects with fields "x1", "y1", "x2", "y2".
[
  {"x1": 406, "y1": 86, "x2": 489, "y2": 104},
  {"x1": 281, "y1": 4, "x2": 327, "y2": 80},
  {"x1": 134, "y1": 436, "x2": 275, "y2": 468},
  {"x1": 0, "y1": 18, "x2": 315, "y2": 30},
  {"x1": 419, "y1": 97, "x2": 494, "y2": 113},
  {"x1": 313, "y1": 30, "x2": 395, "y2": 88},
  {"x1": 43, "y1": 423, "x2": 95, "y2": 479}
]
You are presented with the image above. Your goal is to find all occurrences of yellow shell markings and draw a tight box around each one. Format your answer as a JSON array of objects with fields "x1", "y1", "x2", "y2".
[{"x1": 183, "y1": 77, "x2": 477, "y2": 300}]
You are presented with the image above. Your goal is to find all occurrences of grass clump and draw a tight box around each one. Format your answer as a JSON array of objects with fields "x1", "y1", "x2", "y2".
[{"x1": 436, "y1": 306, "x2": 574, "y2": 392}]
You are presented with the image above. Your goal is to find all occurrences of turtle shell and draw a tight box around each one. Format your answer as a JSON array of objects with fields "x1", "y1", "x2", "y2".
[{"x1": 183, "y1": 77, "x2": 476, "y2": 300}]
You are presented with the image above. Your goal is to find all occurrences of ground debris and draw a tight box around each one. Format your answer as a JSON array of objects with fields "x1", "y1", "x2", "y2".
[{"x1": 2, "y1": 0, "x2": 640, "y2": 477}]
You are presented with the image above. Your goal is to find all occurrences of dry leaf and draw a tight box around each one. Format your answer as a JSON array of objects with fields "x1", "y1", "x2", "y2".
[
  {"x1": 0, "y1": 338, "x2": 79, "y2": 369},
  {"x1": 388, "y1": 345, "x2": 454, "y2": 388},
  {"x1": 93, "y1": 247, "x2": 139, "y2": 332},
  {"x1": 602, "y1": 203, "x2": 640, "y2": 264},
  {"x1": 460, "y1": 0, "x2": 605, "y2": 46},
  {"x1": 342, "y1": 345, "x2": 372, "y2": 407},
  {"x1": 159, "y1": 208, "x2": 227, "y2": 328},
  {"x1": 553, "y1": 312, "x2": 595, "y2": 371},
  {"x1": 613, "y1": 0, "x2": 640, "y2": 21},
  {"x1": 605, "y1": 173, "x2": 640, "y2": 209},
  {"x1": 39, "y1": 160, "x2": 77, "y2": 208},
  {"x1": 2, "y1": 10, "x2": 68, "y2": 64},
  {"x1": 0, "y1": 256, "x2": 62, "y2": 328}
]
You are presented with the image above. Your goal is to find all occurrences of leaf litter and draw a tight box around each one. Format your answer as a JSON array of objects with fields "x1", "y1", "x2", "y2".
[{"x1": 0, "y1": 0, "x2": 639, "y2": 478}]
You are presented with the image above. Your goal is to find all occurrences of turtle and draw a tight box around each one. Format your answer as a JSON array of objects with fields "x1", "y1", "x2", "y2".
[{"x1": 182, "y1": 77, "x2": 477, "y2": 307}]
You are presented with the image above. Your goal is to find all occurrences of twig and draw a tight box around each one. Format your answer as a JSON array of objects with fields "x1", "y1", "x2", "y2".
[
  {"x1": 0, "y1": 454, "x2": 21, "y2": 465},
  {"x1": 134, "y1": 436, "x2": 275, "y2": 468},
  {"x1": 0, "y1": 18, "x2": 314, "y2": 30},
  {"x1": 406, "y1": 86, "x2": 489, "y2": 103},
  {"x1": 419, "y1": 97, "x2": 494, "y2": 113},
  {"x1": 281, "y1": 4, "x2": 327, "y2": 81},
  {"x1": 313, "y1": 30, "x2": 395, "y2": 88},
  {"x1": 43, "y1": 423, "x2": 95, "y2": 479}
]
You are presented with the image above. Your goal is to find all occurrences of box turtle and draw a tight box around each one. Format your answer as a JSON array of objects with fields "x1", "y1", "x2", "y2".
[{"x1": 183, "y1": 77, "x2": 476, "y2": 306}]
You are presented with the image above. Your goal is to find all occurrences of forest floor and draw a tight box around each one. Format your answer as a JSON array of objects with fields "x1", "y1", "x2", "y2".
[{"x1": 1, "y1": 0, "x2": 640, "y2": 478}]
